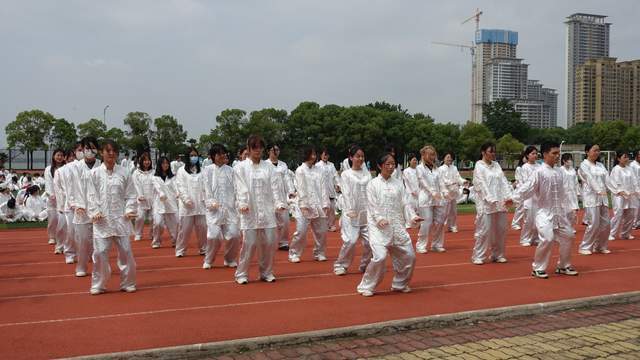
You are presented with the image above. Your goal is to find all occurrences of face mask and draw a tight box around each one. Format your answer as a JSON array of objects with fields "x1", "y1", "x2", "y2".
[
  {"x1": 75, "y1": 150, "x2": 85, "y2": 160},
  {"x1": 84, "y1": 149, "x2": 96, "y2": 160},
  {"x1": 190, "y1": 156, "x2": 199, "y2": 165}
]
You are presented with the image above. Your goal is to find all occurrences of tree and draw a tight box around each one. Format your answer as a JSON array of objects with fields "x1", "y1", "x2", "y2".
[
  {"x1": 204, "y1": 109, "x2": 249, "y2": 155},
  {"x1": 459, "y1": 122, "x2": 494, "y2": 162},
  {"x1": 591, "y1": 120, "x2": 628, "y2": 150},
  {"x1": 566, "y1": 122, "x2": 594, "y2": 144},
  {"x1": 48, "y1": 118, "x2": 77, "y2": 150},
  {"x1": 526, "y1": 127, "x2": 567, "y2": 145},
  {"x1": 5, "y1": 109, "x2": 55, "y2": 168},
  {"x1": 152, "y1": 115, "x2": 187, "y2": 158},
  {"x1": 104, "y1": 127, "x2": 127, "y2": 152},
  {"x1": 123, "y1": 112, "x2": 153, "y2": 155},
  {"x1": 483, "y1": 100, "x2": 530, "y2": 142},
  {"x1": 429, "y1": 123, "x2": 461, "y2": 156},
  {"x1": 0, "y1": 152, "x2": 7, "y2": 168},
  {"x1": 77, "y1": 118, "x2": 106, "y2": 139},
  {"x1": 496, "y1": 134, "x2": 525, "y2": 169},
  {"x1": 618, "y1": 126, "x2": 640, "y2": 153}
]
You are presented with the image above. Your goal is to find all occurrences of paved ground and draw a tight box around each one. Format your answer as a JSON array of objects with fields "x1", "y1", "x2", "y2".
[{"x1": 212, "y1": 302, "x2": 640, "y2": 360}]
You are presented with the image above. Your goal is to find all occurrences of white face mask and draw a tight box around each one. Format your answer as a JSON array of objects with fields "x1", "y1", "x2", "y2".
[
  {"x1": 84, "y1": 149, "x2": 96, "y2": 160},
  {"x1": 75, "y1": 150, "x2": 85, "y2": 160}
]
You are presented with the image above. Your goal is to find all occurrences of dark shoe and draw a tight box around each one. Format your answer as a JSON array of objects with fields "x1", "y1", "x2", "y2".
[{"x1": 531, "y1": 270, "x2": 549, "y2": 279}]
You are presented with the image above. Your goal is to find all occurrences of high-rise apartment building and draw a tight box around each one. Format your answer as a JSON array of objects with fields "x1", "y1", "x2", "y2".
[
  {"x1": 486, "y1": 58, "x2": 528, "y2": 102},
  {"x1": 565, "y1": 13, "x2": 611, "y2": 127}
]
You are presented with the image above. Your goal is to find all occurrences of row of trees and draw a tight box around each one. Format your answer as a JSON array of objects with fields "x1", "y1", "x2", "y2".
[{"x1": 5, "y1": 100, "x2": 640, "y2": 168}]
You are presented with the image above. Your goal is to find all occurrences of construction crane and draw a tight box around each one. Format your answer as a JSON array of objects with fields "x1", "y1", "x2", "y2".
[
  {"x1": 432, "y1": 41, "x2": 475, "y2": 56},
  {"x1": 461, "y1": 8, "x2": 483, "y2": 32}
]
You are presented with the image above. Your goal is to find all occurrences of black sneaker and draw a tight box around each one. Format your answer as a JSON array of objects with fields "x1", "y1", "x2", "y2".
[
  {"x1": 531, "y1": 270, "x2": 549, "y2": 279},
  {"x1": 555, "y1": 266, "x2": 579, "y2": 276}
]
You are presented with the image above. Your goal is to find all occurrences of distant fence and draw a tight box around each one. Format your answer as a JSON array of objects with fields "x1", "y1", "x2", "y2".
[{"x1": 0, "y1": 148, "x2": 161, "y2": 171}]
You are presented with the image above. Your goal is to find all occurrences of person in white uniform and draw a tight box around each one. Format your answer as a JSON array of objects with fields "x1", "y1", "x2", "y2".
[
  {"x1": 69, "y1": 137, "x2": 101, "y2": 277},
  {"x1": 415, "y1": 145, "x2": 447, "y2": 253},
  {"x1": 232, "y1": 146, "x2": 248, "y2": 168},
  {"x1": 438, "y1": 152, "x2": 467, "y2": 233},
  {"x1": 86, "y1": 139, "x2": 138, "y2": 295},
  {"x1": 151, "y1": 156, "x2": 179, "y2": 249},
  {"x1": 175, "y1": 148, "x2": 207, "y2": 257},
  {"x1": 234, "y1": 135, "x2": 287, "y2": 284},
  {"x1": 511, "y1": 156, "x2": 527, "y2": 231},
  {"x1": 316, "y1": 148, "x2": 340, "y2": 232},
  {"x1": 471, "y1": 142, "x2": 513, "y2": 265},
  {"x1": 578, "y1": 144, "x2": 612, "y2": 255},
  {"x1": 0, "y1": 198, "x2": 22, "y2": 222},
  {"x1": 53, "y1": 148, "x2": 77, "y2": 262},
  {"x1": 202, "y1": 144, "x2": 241, "y2": 269},
  {"x1": 356, "y1": 153, "x2": 422, "y2": 297},
  {"x1": 513, "y1": 142, "x2": 579, "y2": 279},
  {"x1": 120, "y1": 151, "x2": 133, "y2": 173},
  {"x1": 22, "y1": 185, "x2": 47, "y2": 221},
  {"x1": 334, "y1": 145, "x2": 373, "y2": 275},
  {"x1": 403, "y1": 153, "x2": 419, "y2": 228},
  {"x1": 517, "y1": 146, "x2": 540, "y2": 247},
  {"x1": 170, "y1": 154, "x2": 184, "y2": 175},
  {"x1": 628, "y1": 150, "x2": 640, "y2": 229},
  {"x1": 560, "y1": 153, "x2": 581, "y2": 228},
  {"x1": 267, "y1": 144, "x2": 294, "y2": 250},
  {"x1": 44, "y1": 149, "x2": 66, "y2": 245},
  {"x1": 607, "y1": 151, "x2": 639, "y2": 241},
  {"x1": 289, "y1": 147, "x2": 330, "y2": 263},
  {"x1": 132, "y1": 152, "x2": 155, "y2": 241}
]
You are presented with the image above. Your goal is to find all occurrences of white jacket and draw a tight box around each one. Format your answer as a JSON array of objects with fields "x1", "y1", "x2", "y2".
[
  {"x1": 295, "y1": 163, "x2": 330, "y2": 219},
  {"x1": 316, "y1": 160, "x2": 340, "y2": 198},
  {"x1": 44, "y1": 166, "x2": 56, "y2": 210},
  {"x1": 133, "y1": 169, "x2": 155, "y2": 210},
  {"x1": 152, "y1": 175, "x2": 178, "y2": 214},
  {"x1": 170, "y1": 160, "x2": 184, "y2": 175},
  {"x1": 202, "y1": 163, "x2": 238, "y2": 226},
  {"x1": 87, "y1": 164, "x2": 137, "y2": 238},
  {"x1": 175, "y1": 166, "x2": 206, "y2": 217},
  {"x1": 516, "y1": 162, "x2": 540, "y2": 209},
  {"x1": 270, "y1": 160, "x2": 293, "y2": 202},
  {"x1": 340, "y1": 168, "x2": 372, "y2": 226},
  {"x1": 472, "y1": 160, "x2": 513, "y2": 215},
  {"x1": 578, "y1": 160, "x2": 609, "y2": 208},
  {"x1": 560, "y1": 166, "x2": 580, "y2": 211},
  {"x1": 607, "y1": 164, "x2": 639, "y2": 210},
  {"x1": 68, "y1": 159, "x2": 102, "y2": 224},
  {"x1": 416, "y1": 163, "x2": 447, "y2": 208},
  {"x1": 366, "y1": 174, "x2": 417, "y2": 246},
  {"x1": 437, "y1": 164, "x2": 465, "y2": 201},
  {"x1": 234, "y1": 159, "x2": 286, "y2": 230},
  {"x1": 53, "y1": 163, "x2": 72, "y2": 213}
]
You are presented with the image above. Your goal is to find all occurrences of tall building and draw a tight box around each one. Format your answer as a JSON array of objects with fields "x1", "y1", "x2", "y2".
[
  {"x1": 472, "y1": 29, "x2": 518, "y2": 122},
  {"x1": 512, "y1": 81, "x2": 558, "y2": 128},
  {"x1": 565, "y1": 13, "x2": 611, "y2": 127},
  {"x1": 486, "y1": 58, "x2": 528, "y2": 102},
  {"x1": 575, "y1": 57, "x2": 640, "y2": 125}
]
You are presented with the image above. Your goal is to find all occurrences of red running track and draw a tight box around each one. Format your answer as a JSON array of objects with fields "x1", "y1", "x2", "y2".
[{"x1": 1, "y1": 213, "x2": 639, "y2": 359}]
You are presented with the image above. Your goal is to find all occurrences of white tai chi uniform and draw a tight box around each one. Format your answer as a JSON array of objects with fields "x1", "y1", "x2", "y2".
[
  {"x1": 87, "y1": 164, "x2": 138, "y2": 293},
  {"x1": 513, "y1": 163, "x2": 576, "y2": 273},
  {"x1": 560, "y1": 165, "x2": 581, "y2": 226},
  {"x1": 23, "y1": 195, "x2": 47, "y2": 221},
  {"x1": 578, "y1": 160, "x2": 611, "y2": 253},
  {"x1": 151, "y1": 175, "x2": 179, "y2": 248},
  {"x1": 511, "y1": 166, "x2": 525, "y2": 229},
  {"x1": 403, "y1": 167, "x2": 419, "y2": 228},
  {"x1": 44, "y1": 166, "x2": 64, "y2": 245},
  {"x1": 438, "y1": 163, "x2": 466, "y2": 232},
  {"x1": 270, "y1": 160, "x2": 293, "y2": 248},
  {"x1": 234, "y1": 159, "x2": 287, "y2": 282},
  {"x1": 415, "y1": 163, "x2": 447, "y2": 252},
  {"x1": 356, "y1": 174, "x2": 418, "y2": 295},
  {"x1": 53, "y1": 163, "x2": 75, "y2": 261},
  {"x1": 202, "y1": 163, "x2": 241, "y2": 268},
  {"x1": 132, "y1": 168, "x2": 155, "y2": 241},
  {"x1": 607, "y1": 164, "x2": 639, "y2": 240},
  {"x1": 334, "y1": 167, "x2": 372, "y2": 274},
  {"x1": 0, "y1": 202, "x2": 23, "y2": 222},
  {"x1": 471, "y1": 160, "x2": 513, "y2": 263},
  {"x1": 69, "y1": 159, "x2": 101, "y2": 275},
  {"x1": 170, "y1": 160, "x2": 185, "y2": 176},
  {"x1": 629, "y1": 160, "x2": 640, "y2": 228},
  {"x1": 316, "y1": 160, "x2": 340, "y2": 231},
  {"x1": 289, "y1": 163, "x2": 330, "y2": 262},
  {"x1": 175, "y1": 166, "x2": 207, "y2": 257},
  {"x1": 517, "y1": 163, "x2": 540, "y2": 246}
]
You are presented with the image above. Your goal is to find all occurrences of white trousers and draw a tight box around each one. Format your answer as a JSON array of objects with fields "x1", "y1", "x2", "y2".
[
  {"x1": 275, "y1": 210, "x2": 290, "y2": 247},
  {"x1": 50, "y1": 210, "x2": 66, "y2": 253},
  {"x1": 444, "y1": 199, "x2": 458, "y2": 230},
  {"x1": 134, "y1": 208, "x2": 153, "y2": 239},
  {"x1": 357, "y1": 240, "x2": 416, "y2": 293},
  {"x1": 634, "y1": 207, "x2": 640, "y2": 229},
  {"x1": 472, "y1": 212, "x2": 507, "y2": 262},
  {"x1": 511, "y1": 203, "x2": 525, "y2": 228},
  {"x1": 532, "y1": 215, "x2": 575, "y2": 271},
  {"x1": 175, "y1": 215, "x2": 207, "y2": 256},
  {"x1": 334, "y1": 218, "x2": 372, "y2": 273},
  {"x1": 580, "y1": 206, "x2": 610, "y2": 252},
  {"x1": 63, "y1": 212, "x2": 76, "y2": 262},
  {"x1": 520, "y1": 207, "x2": 538, "y2": 246},
  {"x1": 327, "y1": 198, "x2": 337, "y2": 229},
  {"x1": 610, "y1": 207, "x2": 635, "y2": 239},
  {"x1": 235, "y1": 227, "x2": 277, "y2": 281},
  {"x1": 204, "y1": 222, "x2": 241, "y2": 266},
  {"x1": 152, "y1": 212, "x2": 178, "y2": 247},
  {"x1": 91, "y1": 236, "x2": 136, "y2": 292},
  {"x1": 289, "y1": 216, "x2": 328, "y2": 260},
  {"x1": 74, "y1": 223, "x2": 93, "y2": 274},
  {"x1": 416, "y1": 206, "x2": 446, "y2": 252}
]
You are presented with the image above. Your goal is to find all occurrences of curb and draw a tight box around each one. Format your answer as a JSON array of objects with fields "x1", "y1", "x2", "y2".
[{"x1": 70, "y1": 291, "x2": 640, "y2": 360}]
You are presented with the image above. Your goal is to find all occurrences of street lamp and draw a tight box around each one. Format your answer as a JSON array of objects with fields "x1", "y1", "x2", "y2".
[{"x1": 103, "y1": 105, "x2": 110, "y2": 125}]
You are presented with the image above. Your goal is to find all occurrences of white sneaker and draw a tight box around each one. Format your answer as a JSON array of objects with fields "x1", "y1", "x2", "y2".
[
  {"x1": 628, "y1": 235, "x2": 636, "y2": 240},
  {"x1": 431, "y1": 247, "x2": 446, "y2": 253},
  {"x1": 512, "y1": 225, "x2": 522, "y2": 231},
  {"x1": 597, "y1": 249, "x2": 611, "y2": 254},
  {"x1": 89, "y1": 288, "x2": 105, "y2": 295},
  {"x1": 578, "y1": 250, "x2": 592, "y2": 255},
  {"x1": 289, "y1": 256, "x2": 300, "y2": 263},
  {"x1": 494, "y1": 257, "x2": 508, "y2": 263},
  {"x1": 359, "y1": 290, "x2": 374, "y2": 297},
  {"x1": 151, "y1": 244, "x2": 160, "y2": 249},
  {"x1": 122, "y1": 286, "x2": 137, "y2": 293},
  {"x1": 416, "y1": 248, "x2": 428, "y2": 254},
  {"x1": 134, "y1": 235, "x2": 141, "y2": 241},
  {"x1": 449, "y1": 227, "x2": 458, "y2": 233},
  {"x1": 391, "y1": 286, "x2": 412, "y2": 293},
  {"x1": 65, "y1": 258, "x2": 75, "y2": 264},
  {"x1": 75, "y1": 271, "x2": 87, "y2": 277},
  {"x1": 236, "y1": 278, "x2": 248, "y2": 285},
  {"x1": 224, "y1": 261, "x2": 238, "y2": 268},
  {"x1": 334, "y1": 268, "x2": 347, "y2": 276},
  {"x1": 472, "y1": 259, "x2": 484, "y2": 265},
  {"x1": 202, "y1": 263, "x2": 212, "y2": 270},
  {"x1": 608, "y1": 235, "x2": 615, "y2": 241},
  {"x1": 261, "y1": 274, "x2": 276, "y2": 283},
  {"x1": 328, "y1": 226, "x2": 337, "y2": 232},
  {"x1": 176, "y1": 253, "x2": 184, "y2": 258},
  {"x1": 521, "y1": 243, "x2": 532, "y2": 247},
  {"x1": 54, "y1": 249, "x2": 63, "y2": 255},
  {"x1": 315, "y1": 255, "x2": 328, "y2": 262},
  {"x1": 48, "y1": 238, "x2": 56, "y2": 245}
]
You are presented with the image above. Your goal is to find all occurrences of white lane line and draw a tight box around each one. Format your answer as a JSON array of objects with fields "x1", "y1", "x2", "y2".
[{"x1": 1, "y1": 265, "x2": 639, "y2": 328}]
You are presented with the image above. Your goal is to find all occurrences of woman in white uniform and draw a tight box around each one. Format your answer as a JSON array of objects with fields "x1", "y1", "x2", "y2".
[
  {"x1": 607, "y1": 151, "x2": 638, "y2": 240},
  {"x1": 578, "y1": 144, "x2": 611, "y2": 255},
  {"x1": 334, "y1": 145, "x2": 372, "y2": 275},
  {"x1": 471, "y1": 142, "x2": 513, "y2": 265},
  {"x1": 510, "y1": 156, "x2": 527, "y2": 231},
  {"x1": 289, "y1": 147, "x2": 330, "y2": 263},
  {"x1": 438, "y1": 152, "x2": 466, "y2": 233},
  {"x1": 403, "y1": 153, "x2": 419, "y2": 228},
  {"x1": 23, "y1": 185, "x2": 47, "y2": 221},
  {"x1": 560, "y1": 153, "x2": 580, "y2": 228},
  {"x1": 267, "y1": 143, "x2": 293, "y2": 251},
  {"x1": 415, "y1": 145, "x2": 447, "y2": 253},
  {"x1": 151, "y1": 156, "x2": 179, "y2": 249},
  {"x1": 133, "y1": 152, "x2": 155, "y2": 241},
  {"x1": 53, "y1": 148, "x2": 77, "y2": 262},
  {"x1": 356, "y1": 153, "x2": 422, "y2": 297},
  {"x1": 86, "y1": 139, "x2": 138, "y2": 295},
  {"x1": 316, "y1": 148, "x2": 340, "y2": 232},
  {"x1": 175, "y1": 147, "x2": 207, "y2": 257},
  {"x1": 44, "y1": 149, "x2": 65, "y2": 245},
  {"x1": 517, "y1": 146, "x2": 540, "y2": 247}
]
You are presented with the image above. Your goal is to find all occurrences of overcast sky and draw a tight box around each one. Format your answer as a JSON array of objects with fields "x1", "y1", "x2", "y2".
[{"x1": 1, "y1": 0, "x2": 638, "y2": 147}]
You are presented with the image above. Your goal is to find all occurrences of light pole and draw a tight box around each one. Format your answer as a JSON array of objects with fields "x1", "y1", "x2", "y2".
[{"x1": 103, "y1": 105, "x2": 110, "y2": 126}]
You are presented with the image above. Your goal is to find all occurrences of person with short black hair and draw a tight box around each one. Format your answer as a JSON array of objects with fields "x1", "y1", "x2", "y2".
[
  {"x1": 170, "y1": 154, "x2": 184, "y2": 175},
  {"x1": 560, "y1": 153, "x2": 580, "y2": 229},
  {"x1": 151, "y1": 157, "x2": 179, "y2": 249},
  {"x1": 53, "y1": 148, "x2": 78, "y2": 261},
  {"x1": 267, "y1": 143, "x2": 294, "y2": 250},
  {"x1": 133, "y1": 152, "x2": 155, "y2": 241},
  {"x1": 316, "y1": 147, "x2": 340, "y2": 232},
  {"x1": 402, "y1": 153, "x2": 419, "y2": 228},
  {"x1": 0, "y1": 198, "x2": 23, "y2": 223},
  {"x1": 438, "y1": 152, "x2": 467, "y2": 233},
  {"x1": 516, "y1": 146, "x2": 540, "y2": 247},
  {"x1": 578, "y1": 144, "x2": 611, "y2": 255},
  {"x1": 607, "y1": 151, "x2": 638, "y2": 241},
  {"x1": 23, "y1": 185, "x2": 47, "y2": 221},
  {"x1": 175, "y1": 147, "x2": 207, "y2": 257}
]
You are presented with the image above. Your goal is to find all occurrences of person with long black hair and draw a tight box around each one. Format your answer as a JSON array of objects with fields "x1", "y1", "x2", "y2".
[
  {"x1": 151, "y1": 156, "x2": 179, "y2": 249},
  {"x1": 578, "y1": 144, "x2": 611, "y2": 255},
  {"x1": 53, "y1": 148, "x2": 77, "y2": 262},
  {"x1": 607, "y1": 151, "x2": 638, "y2": 241},
  {"x1": 175, "y1": 147, "x2": 207, "y2": 257},
  {"x1": 267, "y1": 143, "x2": 293, "y2": 250},
  {"x1": 516, "y1": 146, "x2": 540, "y2": 247},
  {"x1": 402, "y1": 153, "x2": 419, "y2": 228},
  {"x1": 133, "y1": 152, "x2": 155, "y2": 241},
  {"x1": 44, "y1": 149, "x2": 65, "y2": 246},
  {"x1": 316, "y1": 147, "x2": 340, "y2": 232},
  {"x1": 560, "y1": 153, "x2": 580, "y2": 229},
  {"x1": 511, "y1": 154, "x2": 527, "y2": 231},
  {"x1": 438, "y1": 151, "x2": 466, "y2": 233}
]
